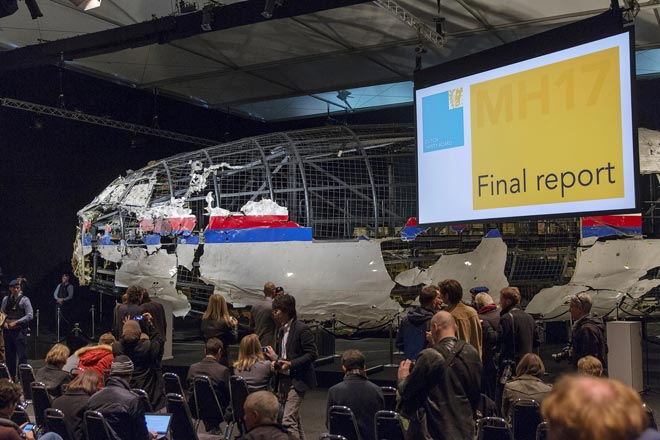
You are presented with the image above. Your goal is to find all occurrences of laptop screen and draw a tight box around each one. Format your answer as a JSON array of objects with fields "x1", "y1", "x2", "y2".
[{"x1": 144, "y1": 413, "x2": 172, "y2": 435}]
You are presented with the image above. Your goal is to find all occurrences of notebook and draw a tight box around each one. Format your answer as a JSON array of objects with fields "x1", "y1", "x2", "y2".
[{"x1": 145, "y1": 413, "x2": 172, "y2": 435}]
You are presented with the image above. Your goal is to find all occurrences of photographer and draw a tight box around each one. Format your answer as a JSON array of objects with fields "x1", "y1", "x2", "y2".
[
  {"x1": 265, "y1": 294, "x2": 318, "y2": 440},
  {"x1": 568, "y1": 292, "x2": 607, "y2": 369}
]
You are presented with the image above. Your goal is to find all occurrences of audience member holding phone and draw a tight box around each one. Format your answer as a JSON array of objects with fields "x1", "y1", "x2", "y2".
[{"x1": 234, "y1": 334, "x2": 273, "y2": 392}]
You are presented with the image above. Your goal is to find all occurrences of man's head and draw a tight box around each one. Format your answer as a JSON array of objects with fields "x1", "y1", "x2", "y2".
[
  {"x1": 429, "y1": 311, "x2": 457, "y2": 343},
  {"x1": 569, "y1": 292, "x2": 592, "y2": 320},
  {"x1": 340, "y1": 349, "x2": 366, "y2": 373},
  {"x1": 98, "y1": 332, "x2": 116, "y2": 346},
  {"x1": 474, "y1": 292, "x2": 494, "y2": 310},
  {"x1": 499, "y1": 286, "x2": 521, "y2": 309},
  {"x1": 275, "y1": 286, "x2": 285, "y2": 297},
  {"x1": 205, "y1": 338, "x2": 224, "y2": 360},
  {"x1": 109, "y1": 355, "x2": 134, "y2": 381},
  {"x1": 0, "y1": 379, "x2": 22, "y2": 417},
  {"x1": 437, "y1": 279, "x2": 463, "y2": 307},
  {"x1": 125, "y1": 285, "x2": 143, "y2": 305},
  {"x1": 8, "y1": 280, "x2": 21, "y2": 295},
  {"x1": 577, "y1": 355, "x2": 603, "y2": 377},
  {"x1": 272, "y1": 294, "x2": 296, "y2": 325},
  {"x1": 542, "y1": 375, "x2": 647, "y2": 440},
  {"x1": 419, "y1": 285, "x2": 441, "y2": 310},
  {"x1": 243, "y1": 391, "x2": 280, "y2": 431},
  {"x1": 61, "y1": 273, "x2": 70, "y2": 284},
  {"x1": 122, "y1": 320, "x2": 141, "y2": 343},
  {"x1": 264, "y1": 282, "x2": 276, "y2": 298}
]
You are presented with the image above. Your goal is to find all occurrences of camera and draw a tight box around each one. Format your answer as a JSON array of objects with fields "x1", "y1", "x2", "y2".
[
  {"x1": 262, "y1": 347, "x2": 269, "y2": 353},
  {"x1": 273, "y1": 361, "x2": 283, "y2": 371},
  {"x1": 134, "y1": 315, "x2": 143, "y2": 321},
  {"x1": 551, "y1": 345, "x2": 572, "y2": 362}
]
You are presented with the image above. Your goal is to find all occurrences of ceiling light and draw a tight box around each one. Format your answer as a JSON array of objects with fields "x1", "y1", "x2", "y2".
[{"x1": 69, "y1": 0, "x2": 101, "y2": 11}]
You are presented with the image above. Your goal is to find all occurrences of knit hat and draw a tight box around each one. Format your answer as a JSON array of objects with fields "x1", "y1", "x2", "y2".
[
  {"x1": 469, "y1": 286, "x2": 489, "y2": 294},
  {"x1": 122, "y1": 320, "x2": 141, "y2": 341},
  {"x1": 110, "y1": 355, "x2": 134, "y2": 376}
]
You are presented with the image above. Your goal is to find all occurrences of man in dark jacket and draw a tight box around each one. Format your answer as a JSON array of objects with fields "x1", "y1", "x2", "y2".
[
  {"x1": 475, "y1": 292, "x2": 499, "y2": 401},
  {"x1": 326, "y1": 349, "x2": 384, "y2": 440},
  {"x1": 395, "y1": 285, "x2": 441, "y2": 360},
  {"x1": 398, "y1": 311, "x2": 482, "y2": 440},
  {"x1": 266, "y1": 294, "x2": 318, "y2": 440},
  {"x1": 87, "y1": 355, "x2": 153, "y2": 440},
  {"x1": 186, "y1": 338, "x2": 230, "y2": 409},
  {"x1": 250, "y1": 282, "x2": 277, "y2": 347},
  {"x1": 569, "y1": 292, "x2": 607, "y2": 368},
  {"x1": 244, "y1": 390, "x2": 291, "y2": 440}
]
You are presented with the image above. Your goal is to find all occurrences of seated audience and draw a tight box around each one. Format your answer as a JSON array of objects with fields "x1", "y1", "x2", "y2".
[
  {"x1": 86, "y1": 355, "x2": 153, "y2": 440},
  {"x1": 244, "y1": 390, "x2": 290, "y2": 440},
  {"x1": 36, "y1": 343, "x2": 72, "y2": 398},
  {"x1": 326, "y1": 349, "x2": 384, "y2": 440},
  {"x1": 76, "y1": 332, "x2": 116, "y2": 388},
  {"x1": 52, "y1": 370, "x2": 99, "y2": 440},
  {"x1": 577, "y1": 355, "x2": 604, "y2": 377},
  {"x1": 502, "y1": 353, "x2": 552, "y2": 419},
  {"x1": 233, "y1": 334, "x2": 272, "y2": 392},
  {"x1": 112, "y1": 314, "x2": 165, "y2": 410},
  {"x1": 542, "y1": 375, "x2": 657, "y2": 440}
]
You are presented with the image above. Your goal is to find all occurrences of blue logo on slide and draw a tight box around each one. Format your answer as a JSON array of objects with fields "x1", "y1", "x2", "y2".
[{"x1": 422, "y1": 90, "x2": 464, "y2": 153}]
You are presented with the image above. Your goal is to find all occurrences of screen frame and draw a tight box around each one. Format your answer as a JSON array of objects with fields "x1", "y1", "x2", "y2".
[{"x1": 414, "y1": 10, "x2": 639, "y2": 227}]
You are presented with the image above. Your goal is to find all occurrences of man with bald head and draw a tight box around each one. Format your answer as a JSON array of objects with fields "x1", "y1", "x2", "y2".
[
  {"x1": 249, "y1": 281, "x2": 278, "y2": 346},
  {"x1": 398, "y1": 311, "x2": 482, "y2": 440}
]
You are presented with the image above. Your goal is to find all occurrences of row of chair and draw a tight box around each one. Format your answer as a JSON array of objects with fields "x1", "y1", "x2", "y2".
[{"x1": 327, "y1": 406, "x2": 405, "y2": 440}]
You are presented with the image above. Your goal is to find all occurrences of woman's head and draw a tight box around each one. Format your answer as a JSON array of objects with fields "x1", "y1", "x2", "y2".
[
  {"x1": 45, "y1": 343, "x2": 70, "y2": 368},
  {"x1": 203, "y1": 293, "x2": 230, "y2": 322},
  {"x1": 578, "y1": 355, "x2": 603, "y2": 377},
  {"x1": 515, "y1": 353, "x2": 545, "y2": 377},
  {"x1": 67, "y1": 370, "x2": 99, "y2": 395},
  {"x1": 234, "y1": 334, "x2": 265, "y2": 371}
]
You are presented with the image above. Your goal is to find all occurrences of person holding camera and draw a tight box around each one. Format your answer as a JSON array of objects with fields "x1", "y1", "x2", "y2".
[
  {"x1": 265, "y1": 294, "x2": 318, "y2": 440},
  {"x1": 234, "y1": 334, "x2": 272, "y2": 392},
  {"x1": 569, "y1": 292, "x2": 607, "y2": 369},
  {"x1": 398, "y1": 311, "x2": 482, "y2": 440}
]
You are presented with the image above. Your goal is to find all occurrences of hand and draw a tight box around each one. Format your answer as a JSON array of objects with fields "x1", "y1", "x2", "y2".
[
  {"x1": 230, "y1": 316, "x2": 238, "y2": 327},
  {"x1": 398, "y1": 359, "x2": 412, "y2": 380},
  {"x1": 7, "y1": 322, "x2": 17, "y2": 329},
  {"x1": 20, "y1": 423, "x2": 35, "y2": 440},
  {"x1": 265, "y1": 345, "x2": 276, "y2": 359},
  {"x1": 278, "y1": 360, "x2": 291, "y2": 371},
  {"x1": 56, "y1": 299, "x2": 63, "y2": 304},
  {"x1": 142, "y1": 312, "x2": 153, "y2": 323},
  {"x1": 425, "y1": 331, "x2": 432, "y2": 343}
]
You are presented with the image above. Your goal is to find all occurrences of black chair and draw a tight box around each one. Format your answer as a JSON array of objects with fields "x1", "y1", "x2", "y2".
[
  {"x1": 18, "y1": 364, "x2": 35, "y2": 403},
  {"x1": 131, "y1": 388, "x2": 154, "y2": 413},
  {"x1": 192, "y1": 375, "x2": 224, "y2": 435},
  {"x1": 381, "y1": 386, "x2": 397, "y2": 412},
  {"x1": 319, "y1": 435, "x2": 348, "y2": 440},
  {"x1": 45, "y1": 408, "x2": 73, "y2": 440},
  {"x1": 166, "y1": 393, "x2": 199, "y2": 440},
  {"x1": 511, "y1": 399, "x2": 541, "y2": 440},
  {"x1": 477, "y1": 417, "x2": 513, "y2": 440},
  {"x1": 644, "y1": 403, "x2": 658, "y2": 430},
  {"x1": 84, "y1": 410, "x2": 113, "y2": 440},
  {"x1": 31, "y1": 381, "x2": 52, "y2": 431},
  {"x1": 536, "y1": 421, "x2": 549, "y2": 440},
  {"x1": 328, "y1": 405, "x2": 361, "y2": 440},
  {"x1": 229, "y1": 375, "x2": 250, "y2": 439},
  {"x1": 11, "y1": 402, "x2": 30, "y2": 426},
  {"x1": 0, "y1": 362, "x2": 12, "y2": 381},
  {"x1": 374, "y1": 410, "x2": 404, "y2": 440},
  {"x1": 164, "y1": 372, "x2": 186, "y2": 397}
]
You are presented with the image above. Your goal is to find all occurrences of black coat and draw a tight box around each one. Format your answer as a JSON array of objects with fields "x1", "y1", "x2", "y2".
[
  {"x1": 499, "y1": 306, "x2": 537, "y2": 365},
  {"x1": 186, "y1": 357, "x2": 230, "y2": 408},
  {"x1": 112, "y1": 325, "x2": 165, "y2": 410},
  {"x1": 398, "y1": 337, "x2": 482, "y2": 440},
  {"x1": 86, "y1": 376, "x2": 149, "y2": 440},
  {"x1": 571, "y1": 313, "x2": 607, "y2": 368},
  {"x1": 52, "y1": 389, "x2": 91, "y2": 440},
  {"x1": 327, "y1": 372, "x2": 384, "y2": 440},
  {"x1": 35, "y1": 364, "x2": 71, "y2": 398},
  {"x1": 275, "y1": 320, "x2": 318, "y2": 393},
  {"x1": 201, "y1": 318, "x2": 237, "y2": 366},
  {"x1": 249, "y1": 298, "x2": 277, "y2": 347}
]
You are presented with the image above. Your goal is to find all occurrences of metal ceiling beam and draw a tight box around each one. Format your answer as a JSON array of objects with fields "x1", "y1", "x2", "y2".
[{"x1": 0, "y1": 0, "x2": 375, "y2": 72}]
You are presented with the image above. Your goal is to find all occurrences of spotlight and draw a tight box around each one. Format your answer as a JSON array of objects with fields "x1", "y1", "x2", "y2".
[
  {"x1": 69, "y1": 0, "x2": 101, "y2": 10},
  {"x1": 25, "y1": 0, "x2": 42, "y2": 19}
]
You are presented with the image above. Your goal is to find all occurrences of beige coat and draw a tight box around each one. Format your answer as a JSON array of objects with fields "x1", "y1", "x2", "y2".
[{"x1": 449, "y1": 302, "x2": 483, "y2": 358}]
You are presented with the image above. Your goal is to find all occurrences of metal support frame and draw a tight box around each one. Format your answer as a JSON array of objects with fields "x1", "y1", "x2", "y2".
[{"x1": 374, "y1": 0, "x2": 444, "y2": 47}]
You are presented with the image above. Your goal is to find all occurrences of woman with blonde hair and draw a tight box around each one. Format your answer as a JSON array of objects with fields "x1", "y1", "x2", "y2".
[
  {"x1": 233, "y1": 334, "x2": 272, "y2": 392},
  {"x1": 52, "y1": 370, "x2": 99, "y2": 440},
  {"x1": 501, "y1": 353, "x2": 552, "y2": 419},
  {"x1": 201, "y1": 293, "x2": 238, "y2": 366},
  {"x1": 35, "y1": 343, "x2": 71, "y2": 397},
  {"x1": 577, "y1": 355, "x2": 603, "y2": 377}
]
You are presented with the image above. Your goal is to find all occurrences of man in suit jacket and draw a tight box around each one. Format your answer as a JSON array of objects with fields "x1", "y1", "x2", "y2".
[
  {"x1": 266, "y1": 294, "x2": 318, "y2": 440},
  {"x1": 250, "y1": 281, "x2": 278, "y2": 347},
  {"x1": 326, "y1": 349, "x2": 384, "y2": 440}
]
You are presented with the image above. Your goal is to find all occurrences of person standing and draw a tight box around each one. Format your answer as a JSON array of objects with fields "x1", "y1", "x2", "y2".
[
  {"x1": 395, "y1": 285, "x2": 441, "y2": 360},
  {"x1": 53, "y1": 273, "x2": 74, "y2": 335},
  {"x1": 398, "y1": 311, "x2": 482, "y2": 440},
  {"x1": 1, "y1": 280, "x2": 33, "y2": 379},
  {"x1": 475, "y1": 292, "x2": 499, "y2": 401},
  {"x1": 250, "y1": 282, "x2": 278, "y2": 347},
  {"x1": 438, "y1": 279, "x2": 483, "y2": 358},
  {"x1": 140, "y1": 289, "x2": 167, "y2": 349},
  {"x1": 266, "y1": 294, "x2": 318, "y2": 440},
  {"x1": 569, "y1": 292, "x2": 607, "y2": 369},
  {"x1": 201, "y1": 293, "x2": 238, "y2": 367},
  {"x1": 113, "y1": 286, "x2": 143, "y2": 339}
]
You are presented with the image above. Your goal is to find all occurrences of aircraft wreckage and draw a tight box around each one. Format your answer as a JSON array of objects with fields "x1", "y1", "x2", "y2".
[{"x1": 73, "y1": 125, "x2": 660, "y2": 325}]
